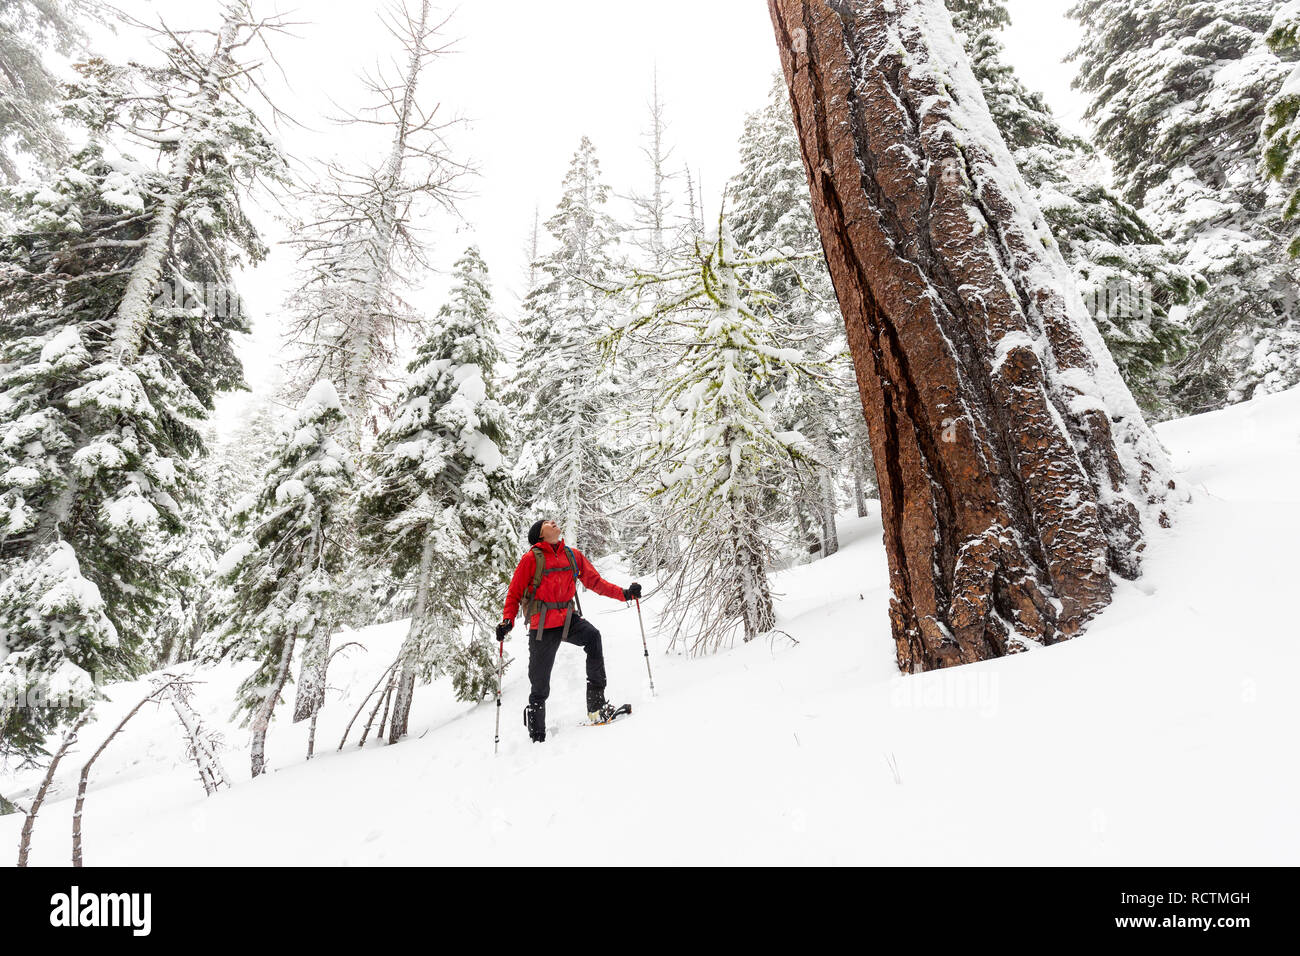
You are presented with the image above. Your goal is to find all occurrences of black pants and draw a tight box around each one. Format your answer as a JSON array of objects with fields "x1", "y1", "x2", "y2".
[{"x1": 527, "y1": 614, "x2": 606, "y2": 706}]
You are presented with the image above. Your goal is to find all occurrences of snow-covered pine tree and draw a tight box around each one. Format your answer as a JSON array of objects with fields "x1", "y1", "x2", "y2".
[
  {"x1": 358, "y1": 246, "x2": 517, "y2": 742},
  {"x1": 771, "y1": 0, "x2": 1175, "y2": 671},
  {"x1": 949, "y1": 0, "x2": 1197, "y2": 420},
  {"x1": 188, "y1": 401, "x2": 281, "y2": 670},
  {"x1": 728, "y1": 76, "x2": 832, "y2": 300},
  {"x1": 0, "y1": 542, "x2": 116, "y2": 762},
  {"x1": 145, "y1": 424, "x2": 260, "y2": 668},
  {"x1": 279, "y1": 0, "x2": 469, "y2": 637},
  {"x1": 508, "y1": 137, "x2": 624, "y2": 557},
  {"x1": 615, "y1": 72, "x2": 694, "y2": 576},
  {"x1": 281, "y1": 0, "x2": 469, "y2": 448},
  {"x1": 1070, "y1": 0, "x2": 1300, "y2": 408},
  {"x1": 0, "y1": 9, "x2": 288, "y2": 753},
  {"x1": 605, "y1": 216, "x2": 827, "y2": 653},
  {"x1": 0, "y1": 0, "x2": 97, "y2": 185},
  {"x1": 1264, "y1": 1, "x2": 1300, "y2": 258},
  {"x1": 213, "y1": 382, "x2": 354, "y2": 777},
  {"x1": 728, "y1": 74, "x2": 850, "y2": 558}
]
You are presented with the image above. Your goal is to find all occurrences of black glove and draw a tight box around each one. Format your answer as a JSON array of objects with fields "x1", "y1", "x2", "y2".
[
  {"x1": 496, "y1": 620, "x2": 513, "y2": 641},
  {"x1": 623, "y1": 583, "x2": 642, "y2": 601}
]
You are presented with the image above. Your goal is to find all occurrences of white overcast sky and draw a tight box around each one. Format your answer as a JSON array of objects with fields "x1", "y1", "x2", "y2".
[{"x1": 85, "y1": 0, "x2": 1086, "y2": 426}]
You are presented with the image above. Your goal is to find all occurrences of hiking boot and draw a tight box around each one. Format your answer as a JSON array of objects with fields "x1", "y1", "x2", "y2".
[
  {"x1": 586, "y1": 686, "x2": 616, "y2": 724},
  {"x1": 524, "y1": 702, "x2": 545, "y2": 742}
]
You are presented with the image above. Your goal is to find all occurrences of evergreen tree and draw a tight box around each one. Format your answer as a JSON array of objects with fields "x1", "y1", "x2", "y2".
[
  {"x1": 145, "y1": 420, "x2": 270, "y2": 668},
  {"x1": 357, "y1": 246, "x2": 518, "y2": 743},
  {"x1": 618, "y1": 72, "x2": 694, "y2": 575},
  {"x1": 280, "y1": 0, "x2": 468, "y2": 448},
  {"x1": 279, "y1": 0, "x2": 468, "y2": 636},
  {"x1": 950, "y1": 0, "x2": 1197, "y2": 419},
  {"x1": 1264, "y1": 1, "x2": 1300, "y2": 258},
  {"x1": 1070, "y1": 0, "x2": 1299, "y2": 408},
  {"x1": 0, "y1": 9, "x2": 288, "y2": 755},
  {"x1": 509, "y1": 137, "x2": 624, "y2": 556},
  {"x1": 728, "y1": 75, "x2": 851, "y2": 557},
  {"x1": 0, "y1": 0, "x2": 96, "y2": 185},
  {"x1": 606, "y1": 217, "x2": 826, "y2": 653},
  {"x1": 213, "y1": 382, "x2": 354, "y2": 777},
  {"x1": 728, "y1": 77, "x2": 831, "y2": 295},
  {"x1": 0, "y1": 541, "x2": 117, "y2": 761}
]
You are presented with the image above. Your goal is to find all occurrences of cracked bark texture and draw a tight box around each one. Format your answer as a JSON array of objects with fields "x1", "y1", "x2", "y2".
[{"x1": 768, "y1": 0, "x2": 1174, "y2": 672}]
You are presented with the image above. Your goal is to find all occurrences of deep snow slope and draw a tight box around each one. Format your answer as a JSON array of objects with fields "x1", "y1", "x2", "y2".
[{"x1": 3, "y1": 387, "x2": 1298, "y2": 865}]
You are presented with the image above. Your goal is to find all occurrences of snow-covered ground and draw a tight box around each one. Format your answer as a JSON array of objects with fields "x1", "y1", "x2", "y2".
[{"x1": 4, "y1": 387, "x2": 1299, "y2": 865}]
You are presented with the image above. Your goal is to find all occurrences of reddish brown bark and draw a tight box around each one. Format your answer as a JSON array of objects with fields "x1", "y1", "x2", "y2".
[{"x1": 769, "y1": 0, "x2": 1172, "y2": 672}]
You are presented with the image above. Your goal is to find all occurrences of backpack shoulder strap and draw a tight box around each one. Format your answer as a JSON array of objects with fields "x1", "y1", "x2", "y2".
[
  {"x1": 528, "y1": 545, "x2": 547, "y2": 594},
  {"x1": 565, "y1": 546, "x2": 583, "y2": 617}
]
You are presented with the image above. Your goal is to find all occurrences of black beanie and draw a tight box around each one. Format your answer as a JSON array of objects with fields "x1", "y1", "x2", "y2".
[{"x1": 527, "y1": 519, "x2": 545, "y2": 546}]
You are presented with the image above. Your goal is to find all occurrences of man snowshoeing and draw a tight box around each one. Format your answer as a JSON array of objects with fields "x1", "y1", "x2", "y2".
[{"x1": 496, "y1": 519, "x2": 641, "y2": 742}]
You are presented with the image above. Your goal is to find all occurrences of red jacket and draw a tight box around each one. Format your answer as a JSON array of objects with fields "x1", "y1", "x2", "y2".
[{"x1": 503, "y1": 539, "x2": 625, "y2": 631}]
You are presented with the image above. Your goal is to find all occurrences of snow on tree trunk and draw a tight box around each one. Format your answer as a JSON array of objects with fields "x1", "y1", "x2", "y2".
[
  {"x1": 732, "y1": 500, "x2": 776, "y2": 641},
  {"x1": 853, "y1": 468, "x2": 869, "y2": 518},
  {"x1": 109, "y1": 132, "x2": 198, "y2": 364},
  {"x1": 249, "y1": 615, "x2": 297, "y2": 779},
  {"x1": 768, "y1": 0, "x2": 1175, "y2": 671},
  {"x1": 817, "y1": 464, "x2": 839, "y2": 556},
  {"x1": 387, "y1": 530, "x2": 434, "y2": 744},
  {"x1": 292, "y1": 502, "x2": 332, "y2": 726},
  {"x1": 160, "y1": 677, "x2": 230, "y2": 794},
  {"x1": 291, "y1": 621, "x2": 331, "y2": 724},
  {"x1": 110, "y1": 17, "x2": 236, "y2": 364}
]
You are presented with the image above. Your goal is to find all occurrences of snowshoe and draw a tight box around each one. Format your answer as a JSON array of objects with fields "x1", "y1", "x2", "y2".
[{"x1": 583, "y1": 703, "x2": 632, "y2": 726}]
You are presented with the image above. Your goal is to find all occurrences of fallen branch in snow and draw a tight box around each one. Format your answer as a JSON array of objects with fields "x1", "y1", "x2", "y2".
[
  {"x1": 158, "y1": 675, "x2": 230, "y2": 795},
  {"x1": 766, "y1": 628, "x2": 799, "y2": 650},
  {"x1": 16, "y1": 710, "x2": 92, "y2": 867},
  {"x1": 885, "y1": 753, "x2": 902, "y2": 786},
  {"x1": 72, "y1": 678, "x2": 185, "y2": 866},
  {"x1": 338, "y1": 659, "x2": 397, "y2": 751}
]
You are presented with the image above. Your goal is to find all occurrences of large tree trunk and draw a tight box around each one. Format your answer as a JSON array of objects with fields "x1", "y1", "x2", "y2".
[{"x1": 768, "y1": 0, "x2": 1174, "y2": 672}]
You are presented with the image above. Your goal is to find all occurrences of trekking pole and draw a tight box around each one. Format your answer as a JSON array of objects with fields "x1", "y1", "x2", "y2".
[
  {"x1": 635, "y1": 598, "x2": 656, "y2": 697},
  {"x1": 493, "y1": 639, "x2": 504, "y2": 755}
]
